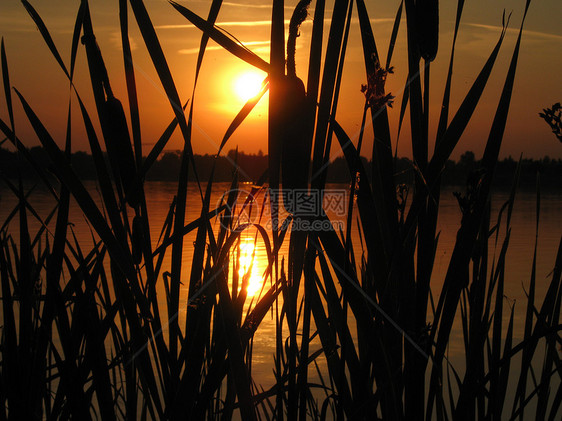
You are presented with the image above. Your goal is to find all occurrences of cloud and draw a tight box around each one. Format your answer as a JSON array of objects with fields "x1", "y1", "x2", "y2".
[
  {"x1": 222, "y1": 2, "x2": 277, "y2": 9},
  {"x1": 156, "y1": 20, "x2": 289, "y2": 30},
  {"x1": 178, "y1": 45, "x2": 227, "y2": 55},
  {"x1": 0, "y1": 17, "x2": 36, "y2": 33},
  {"x1": 466, "y1": 23, "x2": 562, "y2": 42},
  {"x1": 157, "y1": 16, "x2": 393, "y2": 31},
  {"x1": 109, "y1": 32, "x2": 138, "y2": 51},
  {"x1": 178, "y1": 40, "x2": 270, "y2": 55}
]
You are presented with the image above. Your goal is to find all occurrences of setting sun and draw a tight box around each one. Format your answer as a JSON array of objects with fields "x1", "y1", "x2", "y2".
[{"x1": 234, "y1": 71, "x2": 265, "y2": 102}]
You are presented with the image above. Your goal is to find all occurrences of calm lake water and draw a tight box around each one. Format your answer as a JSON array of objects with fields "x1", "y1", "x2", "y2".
[{"x1": 1, "y1": 180, "x2": 561, "y2": 390}]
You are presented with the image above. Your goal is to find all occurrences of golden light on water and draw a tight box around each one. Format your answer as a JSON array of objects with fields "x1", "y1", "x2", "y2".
[
  {"x1": 238, "y1": 240, "x2": 264, "y2": 297},
  {"x1": 233, "y1": 71, "x2": 264, "y2": 102}
]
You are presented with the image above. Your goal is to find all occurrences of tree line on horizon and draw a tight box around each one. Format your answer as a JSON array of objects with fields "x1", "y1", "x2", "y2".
[{"x1": 1, "y1": 146, "x2": 560, "y2": 188}]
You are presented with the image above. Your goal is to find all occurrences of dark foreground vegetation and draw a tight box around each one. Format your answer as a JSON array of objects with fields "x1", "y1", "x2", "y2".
[
  {"x1": 2, "y1": 146, "x2": 561, "y2": 188},
  {"x1": 0, "y1": 0, "x2": 560, "y2": 420}
]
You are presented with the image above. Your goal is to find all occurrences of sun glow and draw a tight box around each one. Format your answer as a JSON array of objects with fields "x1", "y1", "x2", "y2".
[
  {"x1": 234, "y1": 71, "x2": 265, "y2": 102},
  {"x1": 238, "y1": 240, "x2": 263, "y2": 297}
]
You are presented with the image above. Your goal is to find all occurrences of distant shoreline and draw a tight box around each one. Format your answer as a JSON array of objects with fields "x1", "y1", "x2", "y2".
[{"x1": 1, "y1": 147, "x2": 560, "y2": 189}]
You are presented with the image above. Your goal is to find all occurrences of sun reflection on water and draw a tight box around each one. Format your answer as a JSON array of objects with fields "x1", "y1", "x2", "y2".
[{"x1": 237, "y1": 238, "x2": 264, "y2": 298}]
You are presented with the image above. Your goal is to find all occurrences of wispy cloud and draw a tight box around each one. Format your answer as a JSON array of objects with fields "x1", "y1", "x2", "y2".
[
  {"x1": 178, "y1": 45, "x2": 224, "y2": 55},
  {"x1": 156, "y1": 21, "x2": 285, "y2": 30},
  {"x1": 178, "y1": 40, "x2": 270, "y2": 55},
  {"x1": 222, "y1": 1, "x2": 277, "y2": 9},
  {"x1": 110, "y1": 32, "x2": 138, "y2": 51},
  {"x1": 157, "y1": 17, "x2": 393, "y2": 31},
  {"x1": 466, "y1": 23, "x2": 562, "y2": 41}
]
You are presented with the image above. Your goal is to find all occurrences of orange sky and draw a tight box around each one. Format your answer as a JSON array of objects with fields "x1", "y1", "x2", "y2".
[{"x1": 1, "y1": 0, "x2": 561, "y2": 161}]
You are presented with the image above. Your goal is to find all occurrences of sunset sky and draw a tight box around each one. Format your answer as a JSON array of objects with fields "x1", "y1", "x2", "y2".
[{"x1": 0, "y1": 0, "x2": 561, "y2": 161}]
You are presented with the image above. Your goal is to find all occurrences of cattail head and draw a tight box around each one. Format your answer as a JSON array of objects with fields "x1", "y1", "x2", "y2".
[
  {"x1": 279, "y1": 75, "x2": 308, "y2": 214},
  {"x1": 415, "y1": 0, "x2": 439, "y2": 62},
  {"x1": 275, "y1": 0, "x2": 313, "y2": 215},
  {"x1": 103, "y1": 96, "x2": 140, "y2": 209}
]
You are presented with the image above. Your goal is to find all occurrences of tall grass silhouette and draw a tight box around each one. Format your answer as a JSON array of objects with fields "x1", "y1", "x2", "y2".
[{"x1": 0, "y1": 0, "x2": 560, "y2": 419}]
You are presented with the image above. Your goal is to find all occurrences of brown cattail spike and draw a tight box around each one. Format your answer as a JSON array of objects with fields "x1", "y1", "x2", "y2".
[
  {"x1": 279, "y1": 0, "x2": 312, "y2": 214},
  {"x1": 415, "y1": 0, "x2": 439, "y2": 62},
  {"x1": 103, "y1": 96, "x2": 140, "y2": 208},
  {"x1": 280, "y1": 76, "x2": 307, "y2": 214}
]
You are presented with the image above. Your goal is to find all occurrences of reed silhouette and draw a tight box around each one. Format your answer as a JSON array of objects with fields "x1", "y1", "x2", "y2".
[{"x1": 0, "y1": 0, "x2": 560, "y2": 420}]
